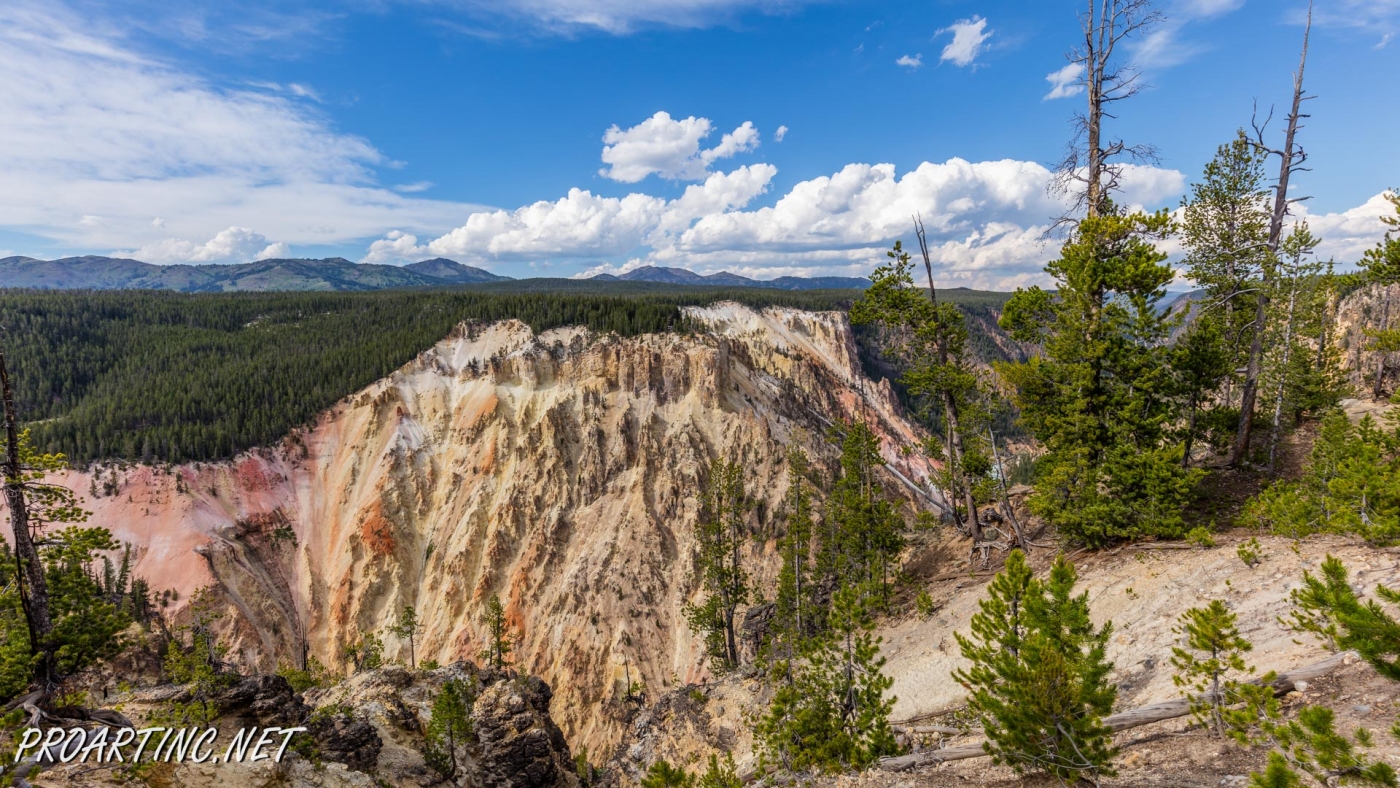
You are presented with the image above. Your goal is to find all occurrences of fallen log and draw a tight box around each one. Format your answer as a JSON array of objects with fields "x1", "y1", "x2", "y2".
[
  {"x1": 894, "y1": 724, "x2": 964, "y2": 736},
  {"x1": 878, "y1": 651, "x2": 1357, "y2": 771}
]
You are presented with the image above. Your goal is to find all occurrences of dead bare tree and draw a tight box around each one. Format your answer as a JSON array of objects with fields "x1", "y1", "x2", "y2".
[
  {"x1": 1231, "y1": 2, "x2": 1314, "y2": 467},
  {"x1": 1052, "y1": 0, "x2": 1164, "y2": 221},
  {"x1": 913, "y1": 217, "x2": 982, "y2": 545}
]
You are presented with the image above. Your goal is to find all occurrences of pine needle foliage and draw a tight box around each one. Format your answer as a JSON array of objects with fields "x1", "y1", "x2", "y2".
[
  {"x1": 998, "y1": 212, "x2": 1201, "y2": 546},
  {"x1": 1251, "y1": 752, "x2": 1304, "y2": 788},
  {"x1": 755, "y1": 586, "x2": 898, "y2": 774},
  {"x1": 684, "y1": 459, "x2": 751, "y2": 673},
  {"x1": 1260, "y1": 706, "x2": 1397, "y2": 787},
  {"x1": 697, "y1": 752, "x2": 742, "y2": 788},
  {"x1": 422, "y1": 677, "x2": 476, "y2": 782},
  {"x1": 640, "y1": 759, "x2": 695, "y2": 788},
  {"x1": 1242, "y1": 412, "x2": 1400, "y2": 544},
  {"x1": 1284, "y1": 555, "x2": 1400, "y2": 680},
  {"x1": 1170, "y1": 600, "x2": 1259, "y2": 738},
  {"x1": 954, "y1": 550, "x2": 1118, "y2": 782}
]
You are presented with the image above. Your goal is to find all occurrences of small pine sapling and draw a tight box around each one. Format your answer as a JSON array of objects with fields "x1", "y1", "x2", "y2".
[
  {"x1": 1170, "y1": 600, "x2": 1257, "y2": 738},
  {"x1": 422, "y1": 677, "x2": 475, "y2": 782}
]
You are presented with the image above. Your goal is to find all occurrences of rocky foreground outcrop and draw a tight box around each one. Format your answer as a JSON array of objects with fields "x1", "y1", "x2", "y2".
[
  {"x1": 54, "y1": 304, "x2": 933, "y2": 757},
  {"x1": 48, "y1": 664, "x2": 577, "y2": 788}
]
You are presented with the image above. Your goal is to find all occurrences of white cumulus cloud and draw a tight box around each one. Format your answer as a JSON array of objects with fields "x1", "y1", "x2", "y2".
[
  {"x1": 366, "y1": 156, "x2": 1198, "y2": 288},
  {"x1": 896, "y1": 54, "x2": 923, "y2": 70},
  {"x1": 365, "y1": 164, "x2": 778, "y2": 265},
  {"x1": 116, "y1": 227, "x2": 289, "y2": 264},
  {"x1": 1295, "y1": 192, "x2": 1400, "y2": 265},
  {"x1": 774, "y1": 125, "x2": 788, "y2": 142},
  {"x1": 937, "y1": 16, "x2": 991, "y2": 67},
  {"x1": 599, "y1": 112, "x2": 760, "y2": 183}
]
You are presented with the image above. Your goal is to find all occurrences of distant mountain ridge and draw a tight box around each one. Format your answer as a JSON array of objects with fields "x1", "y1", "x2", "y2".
[
  {"x1": 591, "y1": 265, "x2": 870, "y2": 290},
  {"x1": 0, "y1": 256, "x2": 868, "y2": 292},
  {"x1": 0, "y1": 254, "x2": 510, "y2": 292}
]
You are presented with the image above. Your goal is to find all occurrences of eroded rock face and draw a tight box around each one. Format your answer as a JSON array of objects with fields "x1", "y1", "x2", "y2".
[
  {"x1": 1337, "y1": 282, "x2": 1400, "y2": 391},
  {"x1": 57, "y1": 304, "x2": 932, "y2": 756},
  {"x1": 476, "y1": 674, "x2": 579, "y2": 788},
  {"x1": 308, "y1": 709, "x2": 383, "y2": 773},
  {"x1": 215, "y1": 674, "x2": 310, "y2": 728}
]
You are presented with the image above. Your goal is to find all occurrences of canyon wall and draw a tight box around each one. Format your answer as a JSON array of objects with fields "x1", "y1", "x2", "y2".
[{"x1": 56, "y1": 303, "x2": 933, "y2": 755}]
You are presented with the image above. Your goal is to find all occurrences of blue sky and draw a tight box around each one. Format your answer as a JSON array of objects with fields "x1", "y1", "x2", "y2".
[{"x1": 0, "y1": 0, "x2": 1397, "y2": 287}]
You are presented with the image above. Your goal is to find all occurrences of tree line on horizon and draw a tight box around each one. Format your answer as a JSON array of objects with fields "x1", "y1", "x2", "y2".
[{"x1": 0, "y1": 285, "x2": 861, "y2": 465}]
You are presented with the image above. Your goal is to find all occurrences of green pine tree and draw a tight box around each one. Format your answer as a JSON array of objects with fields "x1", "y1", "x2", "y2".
[
  {"x1": 1170, "y1": 600, "x2": 1258, "y2": 738},
  {"x1": 1358, "y1": 190, "x2": 1400, "y2": 399},
  {"x1": 640, "y1": 759, "x2": 695, "y2": 788},
  {"x1": 389, "y1": 604, "x2": 422, "y2": 669},
  {"x1": 1179, "y1": 130, "x2": 1272, "y2": 404},
  {"x1": 1284, "y1": 555, "x2": 1400, "y2": 680},
  {"x1": 850, "y1": 237, "x2": 990, "y2": 541},
  {"x1": 697, "y1": 752, "x2": 741, "y2": 788},
  {"x1": 816, "y1": 421, "x2": 904, "y2": 613},
  {"x1": 755, "y1": 586, "x2": 897, "y2": 773},
  {"x1": 480, "y1": 593, "x2": 513, "y2": 669},
  {"x1": 1259, "y1": 705, "x2": 1397, "y2": 787},
  {"x1": 684, "y1": 459, "x2": 750, "y2": 672},
  {"x1": 999, "y1": 211, "x2": 1202, "y2": 546},
  {"x1": 954, "y1": 550, "x2": 1118, "y2": 782},
  {"x1": 1242, "y1": 413, "x2": 1400, "y2": 545},
  {"x1": 162, "y1": 587, "x2": 237, "y2": 725},
  {"x1": 770, "y1": 447, "x2": 816, "y2": 671},
  {"x1": 422, "y1": 677, "x2": 475, "y2": 782},
  {"x1": 344, "y1": 631, "x2": 384, "y2": 673},
  {"x1": 1171, "y1": 321, "x2": 1233, "y2": 467}
]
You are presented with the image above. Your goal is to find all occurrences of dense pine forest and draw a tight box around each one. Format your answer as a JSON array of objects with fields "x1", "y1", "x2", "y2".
[{"x1": 0, "y1": 281, "x2": 881, "y2": 464}]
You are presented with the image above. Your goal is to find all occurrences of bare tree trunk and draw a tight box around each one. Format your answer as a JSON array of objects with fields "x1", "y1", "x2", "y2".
[
  {"x1": 1086, "y1": 87, "x2": 1103, "y2": 218},
  {"x1": 1, "y1": 349, "x2": 54, "y2": 685},
  {"x1": 1181, "y1": 393, "x2": 1199, "y2": 468},
  {"x1": 1232, "y1": 3, "x2": 1312, "y2": 467},
  {"x1": 1054, "y1": 0, "x2": 1161, "y2": 222},
  {"x1": 1267, "y1": 273, "x2": 1300, "y2": 474},
  {"x1": 914, "y1": 222, "x2": 981, "y2": 545},
  {"x1": 987, "y1": 428, "x2": 1028, "y2": 552},
  {"x1": 1374, "y1": 290, "x2": 1391, "y2": 400}
]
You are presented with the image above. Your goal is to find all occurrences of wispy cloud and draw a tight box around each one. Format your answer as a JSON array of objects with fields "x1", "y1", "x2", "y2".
[
  {"x1": 1043, "y1": 63, "x2": 1084, "y2": 100},
  {"x1": 1127, "y1": 0, "x2": 1247, "y2": 70},
  {"x1": 937, "y1": 16, "x2": 992, "y2": 67},
  {"x1": 0, "y1": 1, "x2": 484, "y2": 261},
  {"x1": 447, "y1": 0, "x2": 823, "y2": 35},
  {"x1": 896, "y1": 53, "x2": 923, "y2": 70}
]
